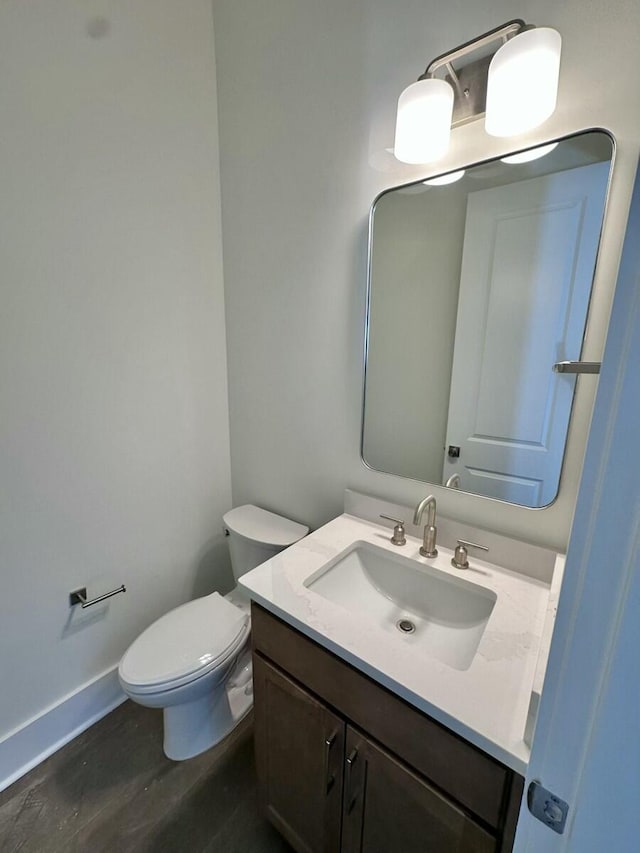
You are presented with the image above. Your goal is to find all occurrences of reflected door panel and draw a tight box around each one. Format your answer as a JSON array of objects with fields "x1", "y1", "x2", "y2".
[{"x1": 443, "y1": 161, "x2": 609, "y2": 506}]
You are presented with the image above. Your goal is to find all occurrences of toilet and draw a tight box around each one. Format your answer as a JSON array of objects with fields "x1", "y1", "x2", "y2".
[{"x1": 118, "y1": 504, "x2": 308, "y2": 760}]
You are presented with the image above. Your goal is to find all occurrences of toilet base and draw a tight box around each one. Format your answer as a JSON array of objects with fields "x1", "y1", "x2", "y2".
[{"x1": 162, "y1": 655, "x2": 253, "y2": 760}]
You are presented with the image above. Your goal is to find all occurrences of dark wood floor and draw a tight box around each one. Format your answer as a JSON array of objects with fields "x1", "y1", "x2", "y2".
[{"x1": 0, "y1": 701, "x2": 292, "y2": 853}]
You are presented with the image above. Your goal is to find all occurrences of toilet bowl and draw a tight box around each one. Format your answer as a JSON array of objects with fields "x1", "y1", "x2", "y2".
[{"x1": 118, "y1": 505, "x2": 308, "y2": 760}]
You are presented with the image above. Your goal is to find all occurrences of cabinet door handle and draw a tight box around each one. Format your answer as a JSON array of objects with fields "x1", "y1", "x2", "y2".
[
  {"x1": 345, "y1": 747, "x2": 359, "y2": 814},
  {"x1": 323, "y1": 730, "x2": 338, "y2": 794}
]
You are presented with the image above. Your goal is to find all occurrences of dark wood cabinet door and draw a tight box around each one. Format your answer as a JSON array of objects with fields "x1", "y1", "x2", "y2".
[
  {"x1": 253, "y1": 654, "x2": 345, "y2": 853},
  {"x1": 341, "y1": 726, "x2": 496, "y2": 853}
]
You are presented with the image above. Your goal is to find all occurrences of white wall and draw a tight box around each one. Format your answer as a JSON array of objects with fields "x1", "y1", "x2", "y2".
[
  {"x1": 213, "y1": 0, "x2": 640, "y2": 551},
  {"x1": 0, "y1": 0, "x2": 231, "y2": 742}
]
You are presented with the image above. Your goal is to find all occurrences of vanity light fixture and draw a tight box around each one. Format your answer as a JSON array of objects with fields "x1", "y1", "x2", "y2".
[
  {"x1": 423, "y1": 169, "x2": 466, "y2": 186},
  {"x1": 394, "y1": 78, "x2": 454, "y2": 164},
  {"x1": 501, "y1": 141, "x2": 559, "y2": 164},
  {"x1": 485, "y1": 29, "x2": 561, "y2": 137},
  {"x1": 393, "y1": 20, "x2": 561, "y2": 165}
]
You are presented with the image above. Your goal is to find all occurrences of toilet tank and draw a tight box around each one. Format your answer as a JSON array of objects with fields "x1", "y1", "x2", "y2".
[{"x1": 222, "y1": 505, "x2": 309, "y2": 581}]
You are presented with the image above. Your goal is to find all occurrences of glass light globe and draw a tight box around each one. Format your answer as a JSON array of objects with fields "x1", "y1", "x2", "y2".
[
  {"x1": 501, "y1": 142, "x2": 559, "y2": 164},
  {"x1": 394, "y1": 78, "x2": 454, "y2": 164},
  {"x1": 423, "y1": 169, "x2": 466, "y2": 186},
  {"x1": 485, "y1": 28, "x2": 562, "y2": 138}
]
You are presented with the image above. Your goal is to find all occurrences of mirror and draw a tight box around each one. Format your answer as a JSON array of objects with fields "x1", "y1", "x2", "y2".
[{"x1": 362, "y1": 130, "x2": 614, "y2": 508}]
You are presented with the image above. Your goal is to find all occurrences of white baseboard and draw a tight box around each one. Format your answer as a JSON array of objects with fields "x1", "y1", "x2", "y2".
[{"x1": 0, "y1": 667, "x2": 126, "y2": 793}]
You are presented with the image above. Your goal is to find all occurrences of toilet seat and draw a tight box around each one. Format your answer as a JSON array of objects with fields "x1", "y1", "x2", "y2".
[{"x1": 119, "y1": 592, "x2": 249, "y2": 695}]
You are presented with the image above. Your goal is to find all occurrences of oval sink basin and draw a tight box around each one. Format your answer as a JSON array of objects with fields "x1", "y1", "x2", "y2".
[{"x1": 304, "y1": 541, "x2": 496, "y2": 671}]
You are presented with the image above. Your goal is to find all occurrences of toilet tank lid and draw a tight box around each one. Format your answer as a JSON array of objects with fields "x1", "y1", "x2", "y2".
[{"x1": 223, "y1": 504, "x2": 308, "y2": 547}]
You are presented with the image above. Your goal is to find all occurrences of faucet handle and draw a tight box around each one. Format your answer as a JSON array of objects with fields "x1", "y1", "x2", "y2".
[
  {"x1": 379, "y1": 515, "x2": 406, "y2": 546},
  {"x1": 457, "y1": 539, "x2": 489, "y2": 552},
  {"x1": 452, "y1": 539, "x2": 489, "y2": 569}
]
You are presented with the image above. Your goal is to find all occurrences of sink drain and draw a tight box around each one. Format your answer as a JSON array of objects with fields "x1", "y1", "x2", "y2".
[{"x1": 396, "y1": 618, "x2": 416, "y2": 634}]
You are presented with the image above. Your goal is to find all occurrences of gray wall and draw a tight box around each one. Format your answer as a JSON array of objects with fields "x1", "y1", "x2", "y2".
[
  {"x1": 364, "y1": 186, "x2": 467, "y2": 482},
  {"x1": 214, "y1": 0, "x2": 640, "y2": 550},
  {"x1": 0, "y1": 1, "x2": 231, "y2": 738}
]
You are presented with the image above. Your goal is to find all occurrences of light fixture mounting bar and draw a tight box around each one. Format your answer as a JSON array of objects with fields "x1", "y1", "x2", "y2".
[{"x1": 419, "y1": 20, "x2": 526, "y2": 127}]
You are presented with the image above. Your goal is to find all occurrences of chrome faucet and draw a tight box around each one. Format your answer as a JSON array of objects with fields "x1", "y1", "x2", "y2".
[{"x1": 413, "y1": 495, "x2": 438, "y2": 558}]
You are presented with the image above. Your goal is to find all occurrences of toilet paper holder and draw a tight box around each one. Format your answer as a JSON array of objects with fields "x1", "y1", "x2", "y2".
[{"x1": 69, "y1": 584, "x2": 126, "y2": 609}]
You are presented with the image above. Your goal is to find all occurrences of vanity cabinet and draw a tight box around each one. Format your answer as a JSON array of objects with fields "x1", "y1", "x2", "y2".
[
  {"x1": 253, "y1": 656, "x2": 344, "y2": 852},
  {"x1": 341, "y1": 727, "x2": 494, "y2": 853},
  {"x1": 252, "y1": 604, "x2": 523, "y2": 853}
]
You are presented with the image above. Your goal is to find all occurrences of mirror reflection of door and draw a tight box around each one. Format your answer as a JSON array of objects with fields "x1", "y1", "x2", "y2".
[
  {"x1": 361, "y1": 130, "x2": 614, "y2": 508},
  {"x1": 443, "y1": 162, "x2": 609, "y2": 506}
]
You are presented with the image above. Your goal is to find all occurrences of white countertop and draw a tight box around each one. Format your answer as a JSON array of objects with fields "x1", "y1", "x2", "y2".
[{"x1": 240, "y1": 513, "x2": 558, "y2": 775}]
